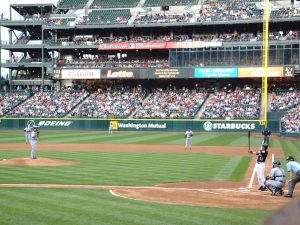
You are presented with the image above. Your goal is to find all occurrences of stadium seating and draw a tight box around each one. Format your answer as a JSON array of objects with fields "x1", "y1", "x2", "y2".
[
  {"x1": 0, "y1": 93, "x2": 29, "y2": 116},
  {"x1": 270, "y1": 89, "x2": 300, "y2": 111},
  {"x1": 70, "y1": 87, "x2": 147, "y2": 118},
  {"x1": 281, "y1": 108, "x2": 300, "y2": 133},
  {"x1": 6, "y1": 89, "x2": 89, "y2": 118},
  {"x1": 58, "y1": 0, "x2": 89, "y2": 9},
  {"x1": 144, "y1": 0, "x2": 196, "y2": 7},
  {"x1": 90, "y1": 0, "x2": 140, "y2": 9},
  {"x1": 200, "y1": 87, "x2": 261, "y2": 119},
  {"x1": 88, "y1": 9, "x2": 131, "y2": 24},
  {"x1": 132, "y1": 87, "x2": 208, "y2": 119}
]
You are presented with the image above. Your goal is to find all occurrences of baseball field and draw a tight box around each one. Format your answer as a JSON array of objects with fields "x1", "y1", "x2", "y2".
[{"x1": 0, "y1": 130, "x2": 299, "y2": 225}]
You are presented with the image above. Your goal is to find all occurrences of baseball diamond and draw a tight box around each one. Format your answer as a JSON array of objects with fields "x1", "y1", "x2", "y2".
[
  {"x1": 1, "y1": 0, "x2": 300, "y2": 224},
  {"x1": 0, "y1": 131, "x2": 300, "y2": 225}
]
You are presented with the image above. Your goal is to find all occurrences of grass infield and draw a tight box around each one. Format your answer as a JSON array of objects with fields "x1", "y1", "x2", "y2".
[{"x1": 0, "y1": 130, "x2": 299, "y2": 225}]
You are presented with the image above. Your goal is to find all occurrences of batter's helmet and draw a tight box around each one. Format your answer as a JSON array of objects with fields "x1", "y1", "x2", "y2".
[
  {"x1": 286, "y1": 156, "x2": 295, "y2": 161},
  {"x1": 273, "y1": 160, "x2": 281, "y2": 167}
]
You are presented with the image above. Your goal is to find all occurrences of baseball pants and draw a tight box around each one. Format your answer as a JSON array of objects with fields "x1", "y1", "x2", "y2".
[
  {"x1": 256, "y1": 162, "x2": 266, "y2": 187},
  {"x1": 185, "y1": 138, "x2": 192, "y2": 149},
  {"x1": 31, "y1": 140, "x2": 38, "y2": 159},
  {"x1": 287, "y1": 170, "x2": 300, "y2": 196}
]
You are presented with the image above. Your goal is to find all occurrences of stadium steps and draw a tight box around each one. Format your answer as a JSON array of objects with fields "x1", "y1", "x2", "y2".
[
  {"x1": 65, "y1": 93, "x2": 91, "y2": 117},
  {"x1": 137, "y1": 0, "x2": 147, "y2": 7},
  {"x1": 195, "y1": 93, "x2": 212, "y2": 118},
  {"x1": 128, "y1": 94, "x2": 151, "y2": 118}
]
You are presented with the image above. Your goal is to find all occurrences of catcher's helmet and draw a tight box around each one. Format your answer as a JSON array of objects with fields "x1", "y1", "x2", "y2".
[
  {"x1": 273, "y1": 160, "x2": 281, "y2": 167},
  {"x1": 286, "y1": 156, "x2": 295, "y2": 161}
]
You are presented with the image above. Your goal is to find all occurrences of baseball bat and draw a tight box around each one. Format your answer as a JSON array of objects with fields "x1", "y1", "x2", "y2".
[{"x1": 248, "y1": 131, "x2": 251, "y2": 152}]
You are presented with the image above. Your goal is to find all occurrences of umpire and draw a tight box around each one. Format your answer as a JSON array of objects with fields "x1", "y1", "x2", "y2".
[{"x1": 285, "y1": 156, "x2": 300, "y2": 198}]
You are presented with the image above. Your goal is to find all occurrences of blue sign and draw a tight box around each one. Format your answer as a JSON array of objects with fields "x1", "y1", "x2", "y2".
[{"x1": 195, "y1": 68, "x2": 238, "y2": 78}]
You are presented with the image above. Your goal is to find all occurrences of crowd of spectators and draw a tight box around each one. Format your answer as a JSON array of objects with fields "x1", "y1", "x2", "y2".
[
  {"x1": 132, "y1": 87, "x2": 208, "y2": 119},
  {"x1": 6, "y1": 88, "x2": 89, "y2": 118},
  {"x1": 281, "y1": 108, "x2": 300, "y2": 133},
  {"x1": 0, "y1": 93, "x2": 29, "y2": 116},
  {"x1": 70, "y1": 86, "x2": 147, "y2": 118},
  {"x1": 57, "y1": 57, "x2": 169, "y2": 68},
  {"x1": 133, "y1": 12, "x2": 193, "y2": 24},
  {"x1": 270, "y1": 89, "x2": 300, "y2": 111},
  {"x1": 200, "y1": 87, "x2": 261, "y2": 119},
  {"x1": 197, "y1": 0, "x2": 263, "y2": 22},
  {"x1": 50, "y1": 29, "x2": 300, "y2": 49}
]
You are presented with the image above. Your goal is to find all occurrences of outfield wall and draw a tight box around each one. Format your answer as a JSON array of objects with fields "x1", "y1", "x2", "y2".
[{"x1": 0, "y1": 118, "x2": 282, "y2": 133}]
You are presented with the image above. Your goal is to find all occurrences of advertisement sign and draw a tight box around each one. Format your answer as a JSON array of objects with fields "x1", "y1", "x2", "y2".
[
  {"x1": 98, "y1": 41, "x2": 222, "y2": 50},
  {"x1": 203, "y1": 121, "x2": 256, "y2": 132},
  {"x1": 195, "y1": 68, "x2": 238, "y2": 78},
  {"x1": 238, "y1": 67, "x2": 284, "y2": 78},
  {"x1": 148, "y1": 68, "x2": 193, "y2": 79},
  {"x1": 101, "y1": 68, "x2": 140, "y2": 79},
  {"x1": 61, "y1": 69, "x2": 100, "y2": 79},
  {"x1": 166, "y1": 41, "x2": 222, "y2": 49},
  {"x1": 111, "y1": 121, "x2": 167, "y2": 130},
  {"x1": 284, "y1": 66, "x2": 294, "y2": 77}
]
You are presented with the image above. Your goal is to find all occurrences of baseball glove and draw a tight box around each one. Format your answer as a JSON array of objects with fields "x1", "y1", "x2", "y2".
[
  {"x1": 248, "y1": 150, "x2": 253, "y2": 154},
  {"x1": 265, "y1": 175, "x2": 271, "y2": 180}
]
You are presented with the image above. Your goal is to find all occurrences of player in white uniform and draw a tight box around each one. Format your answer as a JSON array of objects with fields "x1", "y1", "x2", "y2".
[
  {"x1": 24, "y1": 127, "x2": 31, "y2": 144},
  {"x1": 30, "y1": 126, "x2": 39, "y2": 159},
  {"x1": 108, "y1": 123, "x2": 113, "y2": 134},
  {"x1": 185, "y1": 128, "x2": 194, "y2": 150}
]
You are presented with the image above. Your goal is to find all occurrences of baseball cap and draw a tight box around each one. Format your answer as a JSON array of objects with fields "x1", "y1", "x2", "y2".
[{"x1": 286, "y1": 156, "x2": 295, "y2": 161}]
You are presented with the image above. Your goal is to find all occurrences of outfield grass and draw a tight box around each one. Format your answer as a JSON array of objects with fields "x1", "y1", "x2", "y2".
[{"x1": 0, "y1": 131, "x2": 299, "y2": 225}]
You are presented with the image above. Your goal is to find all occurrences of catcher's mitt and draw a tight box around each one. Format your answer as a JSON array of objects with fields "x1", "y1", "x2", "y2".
[{"x1": 265, "y1": 175, "x2": 271, "y2": 180}]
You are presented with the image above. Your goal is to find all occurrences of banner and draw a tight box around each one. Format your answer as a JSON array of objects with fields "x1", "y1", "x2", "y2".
[
  {"x1": 98, "y1": 41, "x2": 222, "y2": 50},
  {"x1": 148, "y1": 68, "x2": 193, "y2": 79},
  {"x1": 101, "y1": 68, "x2": 142, "y2": 79},
  {"x1": 195, "y1": 68, "x2": 238, "y2": 78},
  {"x1": 238, "y1": 67, "x2": 284, "y2": 78},
  {"x1": 61, "y1": 69, "x2": 100, "y2": 79}
]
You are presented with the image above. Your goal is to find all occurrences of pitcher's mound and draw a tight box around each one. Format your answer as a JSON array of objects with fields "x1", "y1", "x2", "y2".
[{"x1": 0, "y1": 158, "x2": 80, "y2": 166}]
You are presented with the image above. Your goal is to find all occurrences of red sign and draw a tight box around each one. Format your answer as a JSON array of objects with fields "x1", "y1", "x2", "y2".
[{"x1": 98, "y1": 41, "x2": 222, "y2": 50}]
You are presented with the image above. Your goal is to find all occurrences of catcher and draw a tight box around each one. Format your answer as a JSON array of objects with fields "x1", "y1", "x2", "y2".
[{"x1": 265, "y1": 160, "x2": 286, "y2": 196}]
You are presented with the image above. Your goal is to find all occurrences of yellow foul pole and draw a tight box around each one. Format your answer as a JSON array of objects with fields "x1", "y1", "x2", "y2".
[{"x1": 262, "y1": 0, "x2": 270, "y2": 127}]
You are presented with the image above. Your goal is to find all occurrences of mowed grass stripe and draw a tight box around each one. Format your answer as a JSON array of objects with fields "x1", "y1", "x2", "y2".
[
  {"x1": 193, "y1": 133, "x2": 225, "y2": 145},
  {"x1": 129, "y1": 133, "x2": 183, "y2": 145},
  {"x1": 212, "y1": 156, "x2": 243, "y2": 181},
  {"x1": 0, "y1": 188, "x2": 270, "y2": 225},
  {"x1": 104, "y1": 132, "x2": 168, "y2": 144},
  {"x1": 0, "y1": 151, "x2": 242, "y2": 185}
]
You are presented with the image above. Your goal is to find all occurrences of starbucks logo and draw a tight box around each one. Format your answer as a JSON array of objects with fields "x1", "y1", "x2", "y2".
[{"x1": 203, "y1": 121, "x2": 213, "y2": 131}]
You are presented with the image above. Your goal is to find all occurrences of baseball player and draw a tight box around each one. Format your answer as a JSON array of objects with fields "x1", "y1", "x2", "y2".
[
  {"x1": 261, "y1": 127, "x2": 271, "y2": 146},
  {"x1": 264, "y1": 160, "x2": 286, "y2": 196},
  {"x1": 108, "y1": 123, "x2": 113, "y2": 134},
  {"x1": 30, "y1": 126, "x2": 39, "y2": 159},
  {"x1": 23, "y1": 126, "x2": 31, "y2": 144},
  {"x1": 185, "y1": 128, "x2": 194, "y2": 150},
  {"x1": 248, "y1": 143, "x2": 269, "y2": 191},
  {"x1": 285, "y1": 156, "x2": 300, "y2": 198}
]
